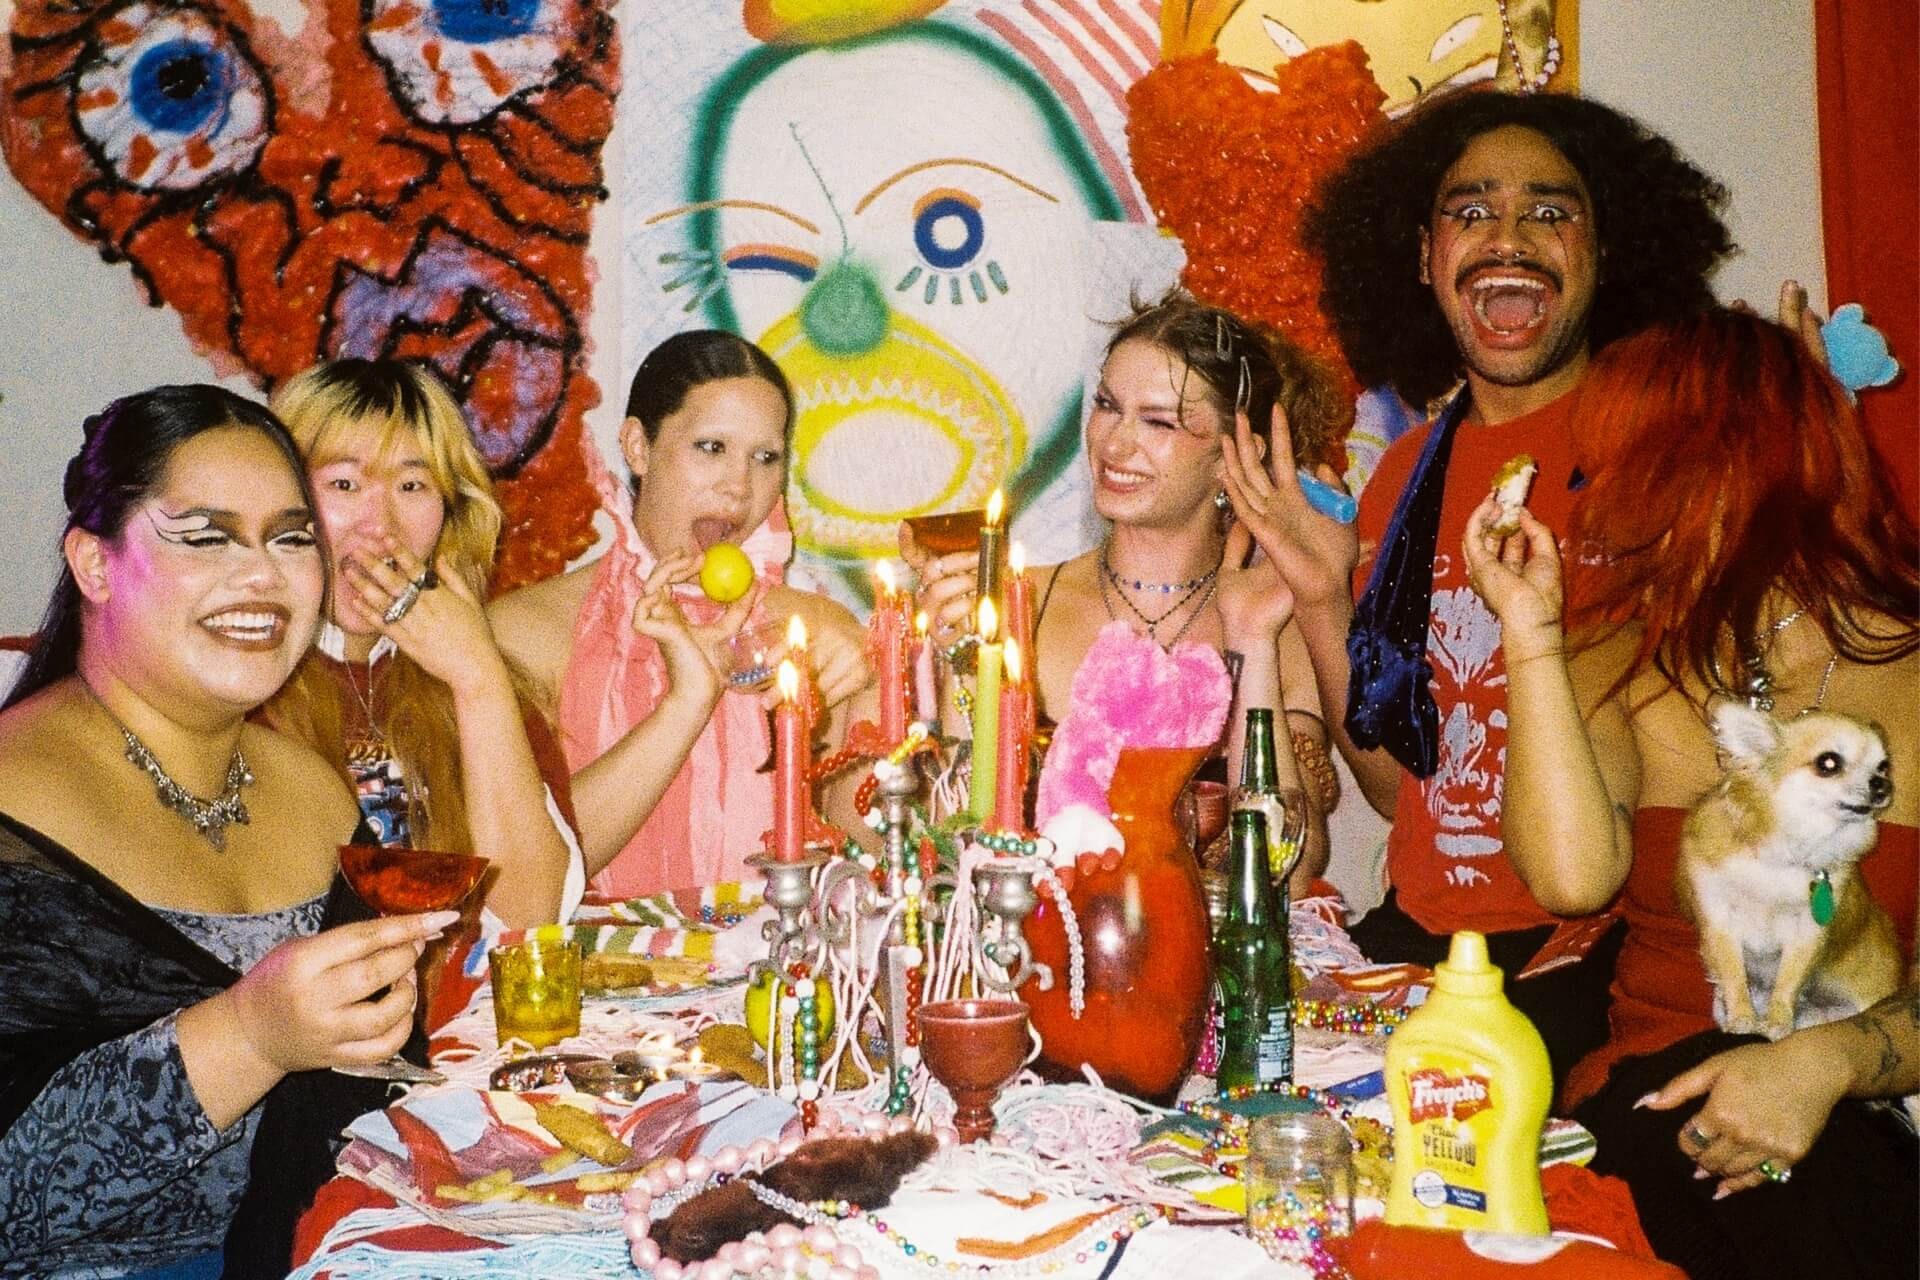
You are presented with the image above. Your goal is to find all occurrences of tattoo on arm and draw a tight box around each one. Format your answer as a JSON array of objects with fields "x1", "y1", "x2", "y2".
[
  {"x1": 1222, "y1": 649, "x2": 1244, "y2": 688},
  {"x1": 1851, "y1": 983, "x2": 1920, "y2": 1093}
]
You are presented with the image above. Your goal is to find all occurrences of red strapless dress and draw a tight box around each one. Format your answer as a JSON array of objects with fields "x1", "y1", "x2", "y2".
[{"x1": 1565, "y1": 807, "x2": 1916, "y2": 1107}]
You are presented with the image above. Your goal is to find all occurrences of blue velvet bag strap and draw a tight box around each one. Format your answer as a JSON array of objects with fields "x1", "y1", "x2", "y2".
[{"x1": 1343, "y1": 388, "x2": 1472, "y2": 779}]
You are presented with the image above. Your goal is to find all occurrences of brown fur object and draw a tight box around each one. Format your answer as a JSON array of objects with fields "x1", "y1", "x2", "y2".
[{"x1": 657, "y1": 1131, "x2": 936, "y2": 1263}]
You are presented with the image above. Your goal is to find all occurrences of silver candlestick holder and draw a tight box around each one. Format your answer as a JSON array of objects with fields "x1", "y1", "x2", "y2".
[
  {"x1": 970, "y1": 855, "x2": 1048, "y2": 993},
  {"x1": 747, "y1": 848, "x2": 829, "y2": 975}
]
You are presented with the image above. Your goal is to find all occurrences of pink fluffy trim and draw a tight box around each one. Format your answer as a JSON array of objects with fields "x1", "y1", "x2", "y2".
[{"x1": 1034, "y1": 621, "x2": 1232, "y2": 831}]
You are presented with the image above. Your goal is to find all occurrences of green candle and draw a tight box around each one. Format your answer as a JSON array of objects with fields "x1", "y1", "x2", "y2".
[{"x1": 969, "y1": 597, "x2": 1002, "y2": 822}]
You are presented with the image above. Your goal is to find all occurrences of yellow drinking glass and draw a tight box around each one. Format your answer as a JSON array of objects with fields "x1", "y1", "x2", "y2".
[{"x1": 489, "y1": 934, "x2": 583, "y2": 1051}]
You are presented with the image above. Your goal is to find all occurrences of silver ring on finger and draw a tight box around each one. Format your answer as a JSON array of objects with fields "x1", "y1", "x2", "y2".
[
  {"x1": 382, "y1": 579, "x2": 424, "y2": 625},
  {"x1": 1682, "y1": 1122, "x2": 1713, "y2": 1150}
]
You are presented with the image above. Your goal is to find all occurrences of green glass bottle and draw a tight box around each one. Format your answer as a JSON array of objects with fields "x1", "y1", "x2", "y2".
[
  {"x1": 1214, "y1": 807, "x2": 1294, "y2": 1090},
  {"x1": 1239, "y1": 707, "x2": 1280, "y2": 794},
  {"x1": 1234, "y1": 707, "x2": 1304, "y2": 881}
]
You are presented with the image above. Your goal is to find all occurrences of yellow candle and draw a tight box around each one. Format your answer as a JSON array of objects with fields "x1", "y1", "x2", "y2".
[{"x1": 969, "y1": 597, "x2": 1002, "y2": 822}]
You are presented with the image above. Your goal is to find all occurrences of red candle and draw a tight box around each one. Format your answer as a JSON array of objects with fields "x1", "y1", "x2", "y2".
[
  {"x1": 872, "y1": 561, "x2": 909, "y2": 743},
  {"x1": 773, "y1": 659, "x2": 805, "y2": 862},
  {"x1": 1005, "y1": 541, "x2": 1035, "y2": 738},
  {"x1": 785, "y1": 615, "x2": 813, "y2": 744},
  {"x1": 993, "y1": 639, "x2": 1029, "y2": 833}
]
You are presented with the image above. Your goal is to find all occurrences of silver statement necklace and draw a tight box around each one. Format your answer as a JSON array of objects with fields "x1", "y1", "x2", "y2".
[
  {"x1": 119, "y1": 723, "x2": 253, "y2": 851},
  {"x1": 84, "y1": 679, "x2": 253, "y2": 850},
  {"x1": 1720, "y1": 609, "x2": 1838, "y2": 716}
]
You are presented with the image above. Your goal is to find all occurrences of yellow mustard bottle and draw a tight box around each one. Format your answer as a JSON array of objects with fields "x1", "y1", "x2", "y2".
[{"x1": 1384, "y1": 931, "x2": 1550, "y2": 1235}]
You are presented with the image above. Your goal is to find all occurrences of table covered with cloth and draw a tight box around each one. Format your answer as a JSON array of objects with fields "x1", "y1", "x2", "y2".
[{"x1": 290, "y1": 888, "x2": 1674, "y2": 1280}]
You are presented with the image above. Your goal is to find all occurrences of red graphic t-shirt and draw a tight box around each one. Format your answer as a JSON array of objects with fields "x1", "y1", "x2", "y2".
[{"x1": 1354, "y1": 392, "x2": 1581, "y2": 935}]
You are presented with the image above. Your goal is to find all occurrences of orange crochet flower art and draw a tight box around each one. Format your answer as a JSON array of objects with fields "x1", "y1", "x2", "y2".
[
  {"x1": 2, "y1": 0, "x2": 619, "y2": 590},
  {"x1": 1126, "y1": 45, "x2": 1386, "y2": 448}
]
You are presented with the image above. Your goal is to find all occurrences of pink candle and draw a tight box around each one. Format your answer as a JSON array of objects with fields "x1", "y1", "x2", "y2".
[
  {"x1": 912, "y1": 609, "x2": 938, "y2": 726},
  {"x1": 993, "y1": 640, "x2": 1029, "y2": 833},
  {"x1": 872, "y1": 562, "x2": 909, "y2": 743},
  {"x1": 772, "y1": 660, "x2": 805, "y2": 863}
]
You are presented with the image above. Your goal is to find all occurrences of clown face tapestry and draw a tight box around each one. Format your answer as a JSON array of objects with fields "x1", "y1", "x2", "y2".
[{"x1": 621, "y1": 0, "x2": 1183, "y2": 611}]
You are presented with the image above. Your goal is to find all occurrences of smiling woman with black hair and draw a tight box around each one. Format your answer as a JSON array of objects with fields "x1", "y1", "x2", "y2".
[{"x1": 0, "y1": 386, "x2": 453, "y2": 1279}]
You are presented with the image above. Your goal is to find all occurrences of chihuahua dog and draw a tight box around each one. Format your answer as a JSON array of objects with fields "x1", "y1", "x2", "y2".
[{"x1": 1676, "y1": 700, "x2": 1901, "y2": 1039}]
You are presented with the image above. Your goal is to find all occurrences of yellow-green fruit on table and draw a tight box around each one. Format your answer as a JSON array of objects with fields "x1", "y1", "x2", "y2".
[{"x1": 744, "y1": 969, "x2": 836, "y2": 1050}]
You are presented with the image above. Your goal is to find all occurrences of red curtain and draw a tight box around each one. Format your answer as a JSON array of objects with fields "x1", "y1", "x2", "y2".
[{"x1": 1816, "y1": 0, "x2": 1919, "y2": 518}]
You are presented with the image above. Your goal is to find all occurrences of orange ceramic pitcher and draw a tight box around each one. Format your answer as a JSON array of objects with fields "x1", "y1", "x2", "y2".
[{"x1": 1021, "y1": 745, "x2": 1215, "y2": 1103}]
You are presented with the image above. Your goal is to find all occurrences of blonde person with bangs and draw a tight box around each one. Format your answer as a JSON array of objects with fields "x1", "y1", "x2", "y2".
[{"x1": 263, "y1": 360, "x2": 583, "y2": 930}]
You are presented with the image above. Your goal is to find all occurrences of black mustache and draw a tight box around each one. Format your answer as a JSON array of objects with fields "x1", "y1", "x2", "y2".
[{"x1": 1456, "y1": 258, "x2": 1562, "y2": 292}]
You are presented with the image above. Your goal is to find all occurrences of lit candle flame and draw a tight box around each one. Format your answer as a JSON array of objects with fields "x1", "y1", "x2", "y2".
[
  {"x1": 978, "y1": 596, "x2": 999, "y2": 644},
  {"x1": 985, "y1": 488, "x2": 1005, "y2": 527},
  {"x1": 1010, "y1": 541, "x2": 1026, "y2": 575},
  {"x1": 687, "y1": 1045, "x2": 704, "y2": 1066},
  {"x1": 1004, "y1": 637, "x2": 1022, "y2": 684},
  {"x1": 777, "y1": 660, "x2": 800, "y2": 702},
  {"x1": 875, "y1": 560, "x2": 896, "y2": 597},
  {"x1": 914, "y1": 609, "x2": 929, "y2": 636},
  {"x1": 787, "y1": 615, "x2": 808, "y2": 650}
]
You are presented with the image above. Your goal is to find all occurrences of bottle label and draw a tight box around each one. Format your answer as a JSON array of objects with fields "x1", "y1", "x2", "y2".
[
  {"x1": 1407, "y1": 1068, "x2": 1492, "y2": 1124},
  {"x1": 1254, "y1": 1008, "x2": 1292, "y2": 1084},
  {"x1": 1399, "y1": 1059, "x2": 1493, "y2": 1221}
]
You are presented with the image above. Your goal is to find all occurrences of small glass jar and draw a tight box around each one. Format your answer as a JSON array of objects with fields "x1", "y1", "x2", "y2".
[{"x1": 1245, "y1": 1111, "x2": 1355, "y2": 1269}]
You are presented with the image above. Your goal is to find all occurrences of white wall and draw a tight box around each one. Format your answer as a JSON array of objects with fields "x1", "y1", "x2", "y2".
[
  {"x1": 1579, "y1": 0, "x2": 1826, "y2": 315},
  {"x1": 0, "y1": 1, "x2": 1826, "y2": 634}
]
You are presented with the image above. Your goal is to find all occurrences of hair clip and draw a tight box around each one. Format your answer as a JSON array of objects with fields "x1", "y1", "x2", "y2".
[{"x1": 1215, "y1": 313, "x2": 1230, "y2": 360}]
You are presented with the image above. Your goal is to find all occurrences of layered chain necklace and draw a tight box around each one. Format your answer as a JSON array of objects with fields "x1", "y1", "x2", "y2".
[
  {"x1": 345, "y1": 657, "x2": 384, "y2": 741},
  {"x1": 88, "y1": 686, "x2": 253, "y2": 851},
  {"x1": 1718, "y1": 608, "x2": 1837, "y2": 716},
  {"x1": 1098, "y1": 547, "x2": 1219, "y2": 651}
]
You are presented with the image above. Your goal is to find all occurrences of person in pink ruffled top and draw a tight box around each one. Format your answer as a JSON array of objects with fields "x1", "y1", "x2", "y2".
[{"x1": 491, "y1": 332, "x2": 872, "y2": 901}]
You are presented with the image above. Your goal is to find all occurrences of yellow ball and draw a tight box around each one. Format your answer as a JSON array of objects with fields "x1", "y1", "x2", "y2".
[
  {"x1": 743, "y1": 970, "x2": 836, "y2": 1051},
  {"x1": 699, "y1": 542, "x2": 754, "y2": 603}
]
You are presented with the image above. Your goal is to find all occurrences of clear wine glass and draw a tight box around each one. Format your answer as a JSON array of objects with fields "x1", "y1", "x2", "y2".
[{"x1": 334, "y1": 843, "x2": 490, "y2": 1083}]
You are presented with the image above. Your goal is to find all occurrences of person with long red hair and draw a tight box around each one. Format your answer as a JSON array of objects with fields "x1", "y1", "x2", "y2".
[{"x1": 1466, "y1": 307, "x2": 1917, "y2": 1280}]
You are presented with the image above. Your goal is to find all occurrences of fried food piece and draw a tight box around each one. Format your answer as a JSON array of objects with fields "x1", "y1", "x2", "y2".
[
  {"x1": 581, "y1": 952, "x2": 656, "y2": 993},
  {"x1": 533, "y1": 1101, "x2": 633, "y2": 1167},
  {"x1": 1488, "y1": 453, "x2": 1539, "y2": 537},
  {"x1": 437, "y1": 1168, "x2": 526, "y2": 1203},
  {"x1": 576, "y1": 1169, "x2": 641, "y2": 1192}
]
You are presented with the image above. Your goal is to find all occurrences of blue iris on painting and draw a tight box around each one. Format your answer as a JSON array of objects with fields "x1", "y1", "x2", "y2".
[
  {"x1": 914, "y1": 196, "x2": 984, "y2": 270},
  {"x1": 129, "y1": 39, "x2": 228, "y2": 134},
  {"x1": 433, "y1": 0, "x2": 540, "y2": 44}
]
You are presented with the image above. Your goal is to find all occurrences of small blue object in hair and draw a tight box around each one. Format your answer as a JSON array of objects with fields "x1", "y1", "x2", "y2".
[{"x1": 1822, "y1": 303, "x2": 1900, "y2": 399}]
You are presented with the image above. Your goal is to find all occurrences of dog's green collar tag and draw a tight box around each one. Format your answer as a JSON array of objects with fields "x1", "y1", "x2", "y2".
[{"x1": 1809, "y1": 871, "x2": 1835, "y2": 927}]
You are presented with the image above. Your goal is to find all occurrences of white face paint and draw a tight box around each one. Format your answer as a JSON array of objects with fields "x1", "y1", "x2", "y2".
[{"x1": 692, "y1": 32, "x2": 1116, "y2": 578}]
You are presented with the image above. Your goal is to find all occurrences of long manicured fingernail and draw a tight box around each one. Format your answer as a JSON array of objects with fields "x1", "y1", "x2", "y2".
[
  {"x1": 1693, "y1": 1167, "x2": 1710, "y2": 1181},
  {"x1": 1712, "y1": 1185, "x2": 1731, "y2": 1200},
  {"x1": 422, "y1": 910, "x2": 462, "y2": 931},
  {"x1": 1632, "y1": 1092, "x2": 1657, "y2": 1109}
]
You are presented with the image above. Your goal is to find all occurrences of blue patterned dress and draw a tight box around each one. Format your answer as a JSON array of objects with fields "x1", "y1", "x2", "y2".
[{"x1": 0, "y1": 819, "x2": 323, "y2": 1278}]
